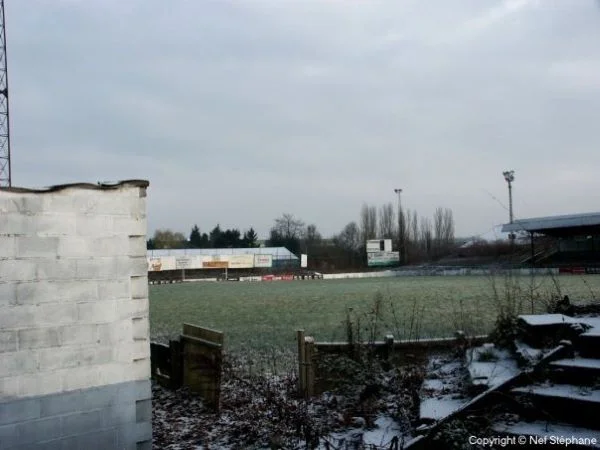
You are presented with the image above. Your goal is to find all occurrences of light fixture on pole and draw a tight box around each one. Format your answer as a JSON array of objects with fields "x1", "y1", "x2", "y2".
[
  {"x1": 502, "y1": 170, "x2": 515, "y2": 224},
  {"x1": 394, "y1": 188, "x2": 403, "y2": 265}
]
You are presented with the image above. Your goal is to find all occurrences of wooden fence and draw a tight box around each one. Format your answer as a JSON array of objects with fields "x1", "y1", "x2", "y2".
[
  {"x1": 150, "y1": 323, "x2": 224, "y2": 410},
  {"x1": 297, "y1": 330, "x2": 488, "y2": 398}
]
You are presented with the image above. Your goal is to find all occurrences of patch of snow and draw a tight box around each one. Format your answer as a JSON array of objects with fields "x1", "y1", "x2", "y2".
[
  {"x1": 420, "y1": 397, "x2": 466, "y2": 421},
  {"x1": 512, "y1": 384, "x2": 600, "y2": 403},
  {"x1": 467, "y1": 347, "x2": 520, "y2": 388},
  {"x1": 422, "y1": 379, "x2": 445, "y2": 391},
  {"x1": 324, "y1": 415, "x2": 404, "y2": 449},
  {"x1": 514, "y1": 340, "x2": 544, "y2": 361},
  {"x1": 519, "y1": 314, "x2": 578, "y2": 326},
  {"x1": 581, "y1": 317, "x2": 600, "y2": 336},
  {"x1": 550, "y1": 358, "x2": 600, "y2": 370}
]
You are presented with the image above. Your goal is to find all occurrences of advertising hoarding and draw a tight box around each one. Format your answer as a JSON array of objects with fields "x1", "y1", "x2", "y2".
[
  {"x1": 254, "y1": 254, "x2": 273, "y2": 268},
  {"x1": 228, "y1": 254, "x2": 254, "y2": 269},
  {"x1": 367, "y1": 251, "x2": 399, "y2": 267},
  {"x1": 202, "y1": 260, "x2": 229, "y2": 269},
  {"x1": 300, "y1": 254, "x2": 308, "y2": 268},
  {"x1": 175, "y1": 256, "x2": 193, "y2": 270}
]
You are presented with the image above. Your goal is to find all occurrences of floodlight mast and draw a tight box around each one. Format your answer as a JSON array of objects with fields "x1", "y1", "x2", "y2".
[
  {"x1": 503, "y1": 170, "x2": 515, "y2": 224},
  {"x1": 0, "y1": 0, "x2": 10, "y2": 187}
]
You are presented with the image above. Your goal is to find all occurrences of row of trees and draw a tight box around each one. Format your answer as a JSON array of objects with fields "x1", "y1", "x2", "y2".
[
  {"x1": 334, "y1": 203, "x2": 456, "y2": 266},
  {"x1": 147, "y1": 225, "x2": 258, "y2": 250},
  {"x1": 146, "y1": 204, "x2": 458, "y2": 270}
]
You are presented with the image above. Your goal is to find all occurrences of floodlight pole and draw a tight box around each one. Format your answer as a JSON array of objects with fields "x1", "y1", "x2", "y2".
[
  {"x1": 394, "y1": 188, "x2": 404, "y2": 265},
  {"x1": 503, "y1": 170, "x2": 515, "y2": 224}
]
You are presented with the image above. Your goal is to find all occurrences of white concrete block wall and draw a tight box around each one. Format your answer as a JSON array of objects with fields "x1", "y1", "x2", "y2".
[{"x1": 0, "y1": 181, "x2": 152, "y2": 450}]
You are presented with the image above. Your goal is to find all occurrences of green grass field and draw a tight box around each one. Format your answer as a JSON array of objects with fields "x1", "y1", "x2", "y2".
[{"x1": 149, "y1": 274, "x2": 600, "y2": 358}]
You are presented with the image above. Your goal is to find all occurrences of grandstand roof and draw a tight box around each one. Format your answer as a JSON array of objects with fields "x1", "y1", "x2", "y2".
[
  {"x1": 148, "y1": 247, "x2": 299, "y2": 260},
  {"x1": 501, "y1": 212, "x2": 600, "y2": 237}
]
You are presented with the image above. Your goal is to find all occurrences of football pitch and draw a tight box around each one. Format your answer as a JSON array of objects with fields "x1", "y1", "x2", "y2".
[{"x1": 149, "y1": 274, "x2": 600, "y2": 356}]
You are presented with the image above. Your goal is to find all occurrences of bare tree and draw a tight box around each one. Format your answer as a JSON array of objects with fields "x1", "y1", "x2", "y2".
[
  {"x1": 335, "y1": 221, "x2": 361, "y2": 252},
  {"x1": 432, "y1": 207, "x2": 455, "y2": 257},
  {"x1": 433, "y1": 207, "x2": 444, "y2": 257},
  {"x1": 360, "y1": 203, "x2": 378, "y2": 243},
  {"x1": 378, "y1": 202, "x2": 395, "y2": 239},
  {"x1": 273, "y1": 213, "x2": 305, "y2": 240},
  {"x1": 152, "y1": 229, "x2": 187, "y2": 249},
  {"x1": 420, "y1": 217, "x2": 433, "y2": 259},
  {"x1": 442, "y1": 208, "x2": 455, "y2": 248}
]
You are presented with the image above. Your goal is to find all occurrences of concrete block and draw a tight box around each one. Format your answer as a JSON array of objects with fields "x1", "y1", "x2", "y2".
[
  {"x1": 0, "y1": 397, "x2": 41, "y2": 425},
  {"x1": 34, "y1": 213, "x2": 78, "y2": 237},
  {"x1": 0, "y1": 236, "x2": 16, "y2": 258},
  {"x1": 0, "y1": 422, "x2": 19, "y2": 448},
  {"x1": 0, "y1": 305, "x2": 36, "y2": 329},
  {"x1": 97, "y1": 279, "x2": 130, "y2": 300},
  {"x1": 137, "y1": 439, "x2": 152, "y2": 450},
  {"x1": 40, "y1": 385, "x2": 115, "y2": 417},
  {"x1": 61, "y1": 366, "x2": 101, "y2": 392},
  {"x1": 129, "y1": 276, "x2": 147, "y2": 299},
  {"x1": 35, "y1": 258, "x2": 79, "y2": 281},
  {"x1": 77, "y1": 300, "x2": 117, "y2": 323},
  {"x1": 75, "y1": 215, "x2": 113, "y2": 236},
  {"x1": 0, "y1": 351, "x2": 38, "y2": 377},
  {"x1": 37, "y1": 346, "x2": 113, "y2": 372},
  {"x1": 61, "y1": 409, "x2": 105, "y2": 437},
  {"x1": 0, "y1": 282, "x2": 17, "y2": 306},
  {"x1": 0, "y1": 195, "x2": 47, "y2": 215},
  {"x1": 18, "y1": 327, "x2": 61, "y2": 350},
  {"x1": 97, "y1": 363, "x2": 128, "y2": 386},
  {"x1": 59, "y1": 324, "x2": 98, "y2": 346},
  {"x1": 16, "y1": 280, "x2": 98, "y2": 306},
  {"x1": 91, "y1": 236, "x2": 130, "y2": 257},
  {"x1": 0, "y1": 375, "x2": 20, "y2": 399},
  {"x1": 102, "y1": 401, "x2": 136, "y2": 427},
  {"x1": 132, "y1": 340, "x2": 150, "y2": 361},
  {"x1": 128, "y1": 236, "x2": 146, "y2": 258},
  {"x1": 38, "y1": 303, "x2": 79, "y2": 327},
  {"x1": 0, "y1": 259, "x2": 37, "y2": 283},
  {"x1": 113, "y1": 216, "x2": 146, "y2": 237},
  {"x1": 116, "y1": 421, "x2": 152, "y2": 448},
  {"x1": 133, "y1": 380, "x2": 151, "y2": 401},
  {"x1": 96, "y1": 320, "x2": 132, "y2": 346},
  {"x1": 60, "y1": 428, "x2": 118, "y2": 450},
  {"x1": 131, "y1": 358, "x2": 150, "y2": 381},
  {"x1": 132, "y1": 317, "x2": 149, "y2": 341},
  {"x1": 16, "y1": 236, "x2": 60, "y2": 258},
  {"x1": 16, "y1": 417, "x2": 63, "y2": 445},
  {"x1": 113, "y1": 345, "x2": 133, "y2": 363},
  {"x1": 76, "y1": 257, "x2": 127, "y2": 280},
  {"x1": 117, "y1": 299, "x2": 149, "y2": 321},
  {"x1": 19, "y1": 372, "x2": 63, "y2": 398},
  {"x1": 56, "y1": 236, "x2": 91, "y2": 257},
  {"x1": 0, "y1": 330, "x2": 18, "y2": 353},
  {"x1": 128, "y1": 256, "x2": 148, "y2": 283},
  {"x1": 135, "y1": 399, "x2": 151, "y2": 423}
]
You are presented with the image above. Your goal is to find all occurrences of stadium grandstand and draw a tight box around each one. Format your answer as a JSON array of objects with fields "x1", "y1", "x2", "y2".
[
  {"x1": 147, "y1": 247, "x2": 304, "y2": 282},
  {"x1": 502, "y1": 212, "x2": 600, "y2": 271}
]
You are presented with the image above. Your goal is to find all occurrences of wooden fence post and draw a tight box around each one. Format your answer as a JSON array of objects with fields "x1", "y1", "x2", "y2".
[
  {"x1": 305, "y1": 336, "x2": 315, "y2": 397},
  {"x1": 297, "y1": 330, "x2": 306, "y2": 397},
  {"x1": 384, "y1": 334, "x2": 395, "y2": 362},
  {"x1": 170, "y1": 339, "x2": 183, "y2": 389}
]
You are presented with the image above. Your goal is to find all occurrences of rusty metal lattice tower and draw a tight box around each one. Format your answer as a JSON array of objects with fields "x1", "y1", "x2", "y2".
[{"x1": 0, "y1": 0, "x2": 10, "y2": 187}]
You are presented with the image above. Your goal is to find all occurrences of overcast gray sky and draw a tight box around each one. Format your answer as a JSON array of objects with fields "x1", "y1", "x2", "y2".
[{"x1": 8, "y1": 0, "x2": 600, "y2": 239}]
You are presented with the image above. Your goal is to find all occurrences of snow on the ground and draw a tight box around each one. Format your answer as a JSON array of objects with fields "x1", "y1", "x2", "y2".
[
  {"x1": 519, "y1": 314, "x2": 578, "y2": 326},
  {"x1": 467, "y1": 345, "x2": 520, "y2": 388},
  {"x1": 512, "y1": 383, "x2": 600, "y2": 403},
  {"x1": 550, "y1": 357, "x2": 600, "y2": 370},
  {"x1": 419, "y1": 355, "x2": 469, "y2": 422}
]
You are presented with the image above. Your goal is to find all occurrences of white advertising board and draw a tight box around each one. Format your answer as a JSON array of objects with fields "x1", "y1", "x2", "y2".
[
  {"x1": 175, "y1": 256, "x2": 193, "y2": 270},
  {"x1": 366, "y1": 239, "x2": 392, "y2": 253},
  {"x1": 254, "y1": 254, "x2": 273, "y2": 268},
  {"x1": 367, "y1": 251, "x2": 399, "y2": 267},
  {"x1": 228, "y1": 254, "x2": 255, "y2": 269},
  {"x1": 300, "y1": 254, "x2": 308, "y2": 268}
]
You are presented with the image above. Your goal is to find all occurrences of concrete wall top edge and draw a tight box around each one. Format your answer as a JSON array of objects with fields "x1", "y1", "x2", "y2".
[{"x1": 0, "y1": 180, "x2": 149, "y2": 194}]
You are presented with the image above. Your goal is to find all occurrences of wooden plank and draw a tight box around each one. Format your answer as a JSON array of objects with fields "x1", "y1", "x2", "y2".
[{"x1": 183, "y1": 323, "x2": 224, "y2": 344}]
